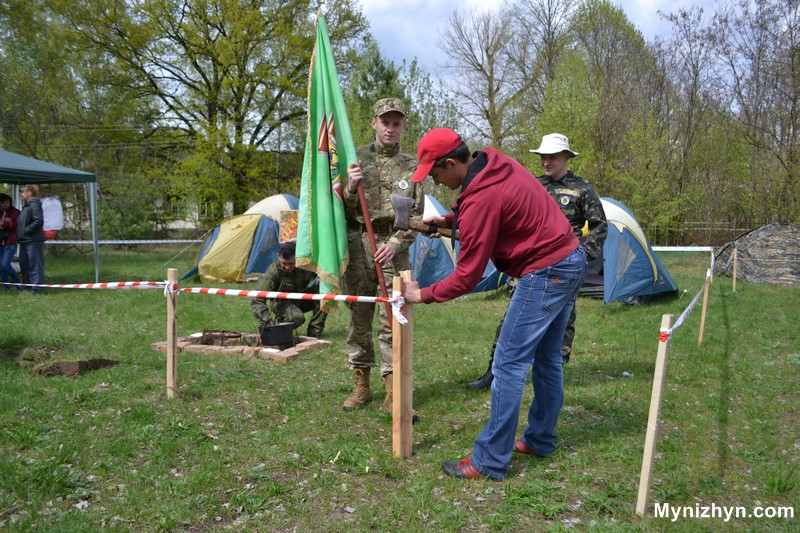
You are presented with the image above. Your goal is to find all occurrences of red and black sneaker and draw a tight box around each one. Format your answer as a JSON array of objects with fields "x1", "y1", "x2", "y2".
[
  {"x1": 442, "y1": 457, "x2": 500, "y2": 481},
  {"x1": 514, "y1": 437, "x2": 535, "y2": 456}
]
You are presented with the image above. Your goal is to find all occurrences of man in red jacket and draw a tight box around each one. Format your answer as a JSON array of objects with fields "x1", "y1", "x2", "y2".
[
  {"x1": 0, "y1": 193, "x2": 22, "y2": 290},
  {"x1": 404, "y1": 129, "x2": 586, "y2": 481}
]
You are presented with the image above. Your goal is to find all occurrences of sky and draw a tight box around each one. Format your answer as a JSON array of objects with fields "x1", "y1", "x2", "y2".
[{"x1": 360, "y1": 0, "x2": 705, "y2": 72}]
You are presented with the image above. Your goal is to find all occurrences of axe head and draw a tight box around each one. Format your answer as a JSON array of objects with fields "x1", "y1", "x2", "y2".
[{"x1": 390, "y1": 194, "x2": 415, "y2": 230}]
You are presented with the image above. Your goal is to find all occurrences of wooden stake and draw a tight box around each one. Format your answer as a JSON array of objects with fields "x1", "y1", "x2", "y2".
[
  {"x1": 697, "y1": 269, "x2": 712, "y2": 345},
  {"x1": 732, "y1": 245, "x2": 737, "y2": 292},
  {"x1": 392, "y1": 270, "x2": 413, "y2": 459},
  {"x1": 636, "y1": 313, "x2": 674, "y2": 516},
  {"x1": 166, "y1": 268, "x2": 178, "y2": 398}
]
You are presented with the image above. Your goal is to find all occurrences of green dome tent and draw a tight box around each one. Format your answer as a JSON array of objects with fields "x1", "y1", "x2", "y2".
[{"x1": 0, "y1": 149, "x2": 99, "y2": 281}]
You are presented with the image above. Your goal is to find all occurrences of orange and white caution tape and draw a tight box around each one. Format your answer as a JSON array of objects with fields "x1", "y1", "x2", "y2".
[
  {"x1": 177, "y1": 286, "x2": 396, "y2": 304},
  {"x1": 180, "y1": 286, "x2": 409, "y2": 324},
  {"x1": 2, "y1": 280, "x2": 410, "y2": 323},
  {"x1": 1, "y1": 281, "x2": 165, "y2": 290},
  {"x1": 391, "y1": 290, "x2": 408, "y2": 325}
]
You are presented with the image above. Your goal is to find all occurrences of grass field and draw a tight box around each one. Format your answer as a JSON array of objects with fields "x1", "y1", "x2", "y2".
[{"x1": 1, "y1": 246, "x2": 798, "y2": 531}]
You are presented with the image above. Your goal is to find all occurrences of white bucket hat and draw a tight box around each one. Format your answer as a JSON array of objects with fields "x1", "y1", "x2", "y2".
[{"x1": 530, "y1": 133, "x2": 578, "y2": 157}]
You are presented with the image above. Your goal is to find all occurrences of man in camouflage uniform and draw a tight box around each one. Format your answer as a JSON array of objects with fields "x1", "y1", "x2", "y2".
[
  {"x1": 251, "y1": 242, "x2": 327, "y2": 338},
  {"x1": 341, "y1": 97, "x2": 421, "y2": 413},
  {"x1": 467, "y1": 133, "x2": 606, "y2": 390}
]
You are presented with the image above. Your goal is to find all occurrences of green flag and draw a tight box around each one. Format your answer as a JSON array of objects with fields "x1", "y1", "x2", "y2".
[{"x1": 296, "y1": 14, "x2": 355, "y2": 306}]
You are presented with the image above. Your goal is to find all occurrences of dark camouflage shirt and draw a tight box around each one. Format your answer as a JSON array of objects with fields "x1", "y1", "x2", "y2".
[{"x1": 537, "y1": 171, "x2": 607, "y2": 261}]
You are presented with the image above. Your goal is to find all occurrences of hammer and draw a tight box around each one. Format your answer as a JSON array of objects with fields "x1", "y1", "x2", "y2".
[{"x1": 390, "y1": 194, "x2": 457, "y2": 240}]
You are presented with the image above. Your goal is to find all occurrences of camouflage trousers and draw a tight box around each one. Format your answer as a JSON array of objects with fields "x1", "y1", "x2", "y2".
[
  {"x1": 264, "y1": 299, "x2": 327, "y2": 338},
  {"x1": 343, "y1": 230, "x2": 409, "y2": 377}
]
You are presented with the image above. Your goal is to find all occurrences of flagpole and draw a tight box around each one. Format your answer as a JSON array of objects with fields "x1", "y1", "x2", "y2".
[{"x1": 356, "y1": 184, "x2": 393, "y2": 319}]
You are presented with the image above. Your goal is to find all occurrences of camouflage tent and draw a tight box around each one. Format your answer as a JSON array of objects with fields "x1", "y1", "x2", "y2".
[{"x1": 714, "y1": 224, "x2": 800, "y2": 286}]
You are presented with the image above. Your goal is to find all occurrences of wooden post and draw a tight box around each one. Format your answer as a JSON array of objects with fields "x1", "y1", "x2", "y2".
[
  {"x1": 732, "y1": 245, "x2": 737, "y2": 293},
  {"x1": 697, "y1": 269, "x2": 712, "y2": 345},
  {"x1": 166, "y1": 268, "x2": 178, "y2": 398},
  {"x1": 636, "y1": 313, "x2": 674, "y2": 516},
  {"x1": 392, "y1": 270, "x2": 413, "y2": 459}
]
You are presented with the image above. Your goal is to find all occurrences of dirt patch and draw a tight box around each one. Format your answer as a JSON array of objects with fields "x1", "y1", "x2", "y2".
[
  {"x1": 35, "y1": 358, "x2": 119, "y2": 377},
  {"x1": 15, "y1": 346, "x2": 59, "y2": 367}
]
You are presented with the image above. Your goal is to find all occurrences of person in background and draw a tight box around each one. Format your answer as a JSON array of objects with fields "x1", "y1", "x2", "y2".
[
  {"x1": 0, "y1": 193, "x2": 22, "y2": 290},
  {"x1": 16, "y1": 185, "x2": 46, "y2": 293},
  {"x1": 532, "y1": 133, "x2": 606, "y2": 364},
  {"x1": 404, "y1": 128, "x2": 586, "y2": 481},
  {"x1": 466, "y1": 133, "x2": 606, "y2": 390},
  {"x1": 250, "y1": 241, "x2": 327, "y2": 338},
  {"x1": 340, "y1": 97, "x2": 421, "y2": 414}
]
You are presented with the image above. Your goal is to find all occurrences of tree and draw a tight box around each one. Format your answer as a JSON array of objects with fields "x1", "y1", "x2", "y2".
[
  {"x1": 712, "y1": 0, "x2": 800, "y2": 224},
  {"x1": 509, "y1": 0, "x2": 578, "y2": 117},
  {"x1": 0, "y1": 0, "x2": 178, "y2": 238},
  {"x1": 63, "y1": 0, "x2": 369, "y2": 214},
  {"x1": 663, "y1": 8, "x2": 718, "y2": 199},
  {"x1": 343, "y1": 37, "x2": 407, "y2": 146},
  {"x1": 439, "y1": 6, "x2": 529, "y2": 147}
]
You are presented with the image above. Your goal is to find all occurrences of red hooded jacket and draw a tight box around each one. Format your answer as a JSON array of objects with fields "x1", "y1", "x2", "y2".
[
  {"x1": 0, "y1": 205, "x2": 20, "y2": 246},
  {"x1": 420, "y1": 148, "x2": 578, "y2": 303}
]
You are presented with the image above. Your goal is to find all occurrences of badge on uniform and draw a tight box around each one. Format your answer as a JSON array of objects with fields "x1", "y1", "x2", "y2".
[
  {"x1": 560, "y1": 196, "x2": 570, "y2": 206},
  {"x1": 397, "y1": 179, "x2": 409, "y2": 191}
]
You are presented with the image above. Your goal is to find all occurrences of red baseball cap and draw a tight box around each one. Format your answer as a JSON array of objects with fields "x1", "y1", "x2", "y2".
[{"x1": 412, "y1": 128, "x2": 463, "y2": 183}]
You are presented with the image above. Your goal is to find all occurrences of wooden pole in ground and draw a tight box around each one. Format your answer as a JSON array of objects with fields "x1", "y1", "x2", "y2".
[
  {"x1": 636, "y1": 313, "x2": 674, "y2": 516},
  {"x1": 392, "y1": 270, "x2": 413, "y2": 459},
  {"x1": 166, "y1": 268, "x2": 178, "y2": 398},
  {"x1": 732, "y1": 245, "x2": 738, "y2": 292},
  {"x1": 697, "y1": 269, "x2": 712, "y2": 345}
]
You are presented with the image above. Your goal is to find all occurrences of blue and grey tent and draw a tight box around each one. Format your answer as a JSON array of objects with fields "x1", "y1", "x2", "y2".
[
  {"x1": 409, "y1": 195, "x2": 508, "y2": 293},
  {"x1": 600, "y1": 197, "x2": 678, "y2": 304}
]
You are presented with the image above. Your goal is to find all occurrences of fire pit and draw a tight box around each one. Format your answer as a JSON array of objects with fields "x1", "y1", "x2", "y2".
[{"x1": 191, "y1": 330, "x2": 260, "y2": 347}]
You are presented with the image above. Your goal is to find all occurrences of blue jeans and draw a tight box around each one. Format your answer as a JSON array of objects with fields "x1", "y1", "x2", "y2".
[
  {"x1": 0, "y1": 244, "x2": 21, "y2": 289},
  {"x1": 19, "y1": 241, "x2": 45, "y2": 292},
  {"x1": 471, "y1": 247, "x2": 586, "y2": 480}
]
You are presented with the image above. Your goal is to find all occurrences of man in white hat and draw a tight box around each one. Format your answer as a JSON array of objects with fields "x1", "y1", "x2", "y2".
[
  {"x1": 467, "y1": 133, "x2": 607, "y2": 390},
  {"x1": 532, "y1": 133, "x2": 606, "y2": 365}
]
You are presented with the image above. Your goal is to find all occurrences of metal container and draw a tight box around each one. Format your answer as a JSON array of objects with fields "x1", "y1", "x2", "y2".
[{"x1": 260, "y1": 322, "x2": 294, "y2": 348}]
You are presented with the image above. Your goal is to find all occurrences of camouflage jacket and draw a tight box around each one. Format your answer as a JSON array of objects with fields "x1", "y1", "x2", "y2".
[
  {"x1": 537, "y1": 171, "x2": 607, "y2": 261},
  {"x1": 250, "y1": 260, "x2": 318, "y2": 323},
  {"x1": 343, "y1": 141, "x2": 421, "y2": 253}
]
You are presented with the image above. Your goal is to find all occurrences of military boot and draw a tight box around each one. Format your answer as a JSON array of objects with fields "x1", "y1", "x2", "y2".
[
  {"x1": 343, "y1": 367, "x2": 373, "y2": 411},
  {"x1": 467, "y1": 359, "x2": 494, "y2": 390},
  {"x1": 381, "y1": 374, "x2": 393, "y2": 413},
  {"x1": 381, "y1": 373, "x2": 418, "y2": 422}
]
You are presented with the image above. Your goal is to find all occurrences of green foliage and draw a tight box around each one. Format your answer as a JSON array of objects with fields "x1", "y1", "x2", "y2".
[
  {"x1": 3, "y1": 0, "x2": 798, "y2": 248},
  {"x1": 2, "y1": 0, "x2": 369, "y2": 217},
  {"x1": 343, "y1": 38, "x2": 408, "y2": 146},
  {"x1": 400, "y1": 59, "x2": 459, "y2": 147}
]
